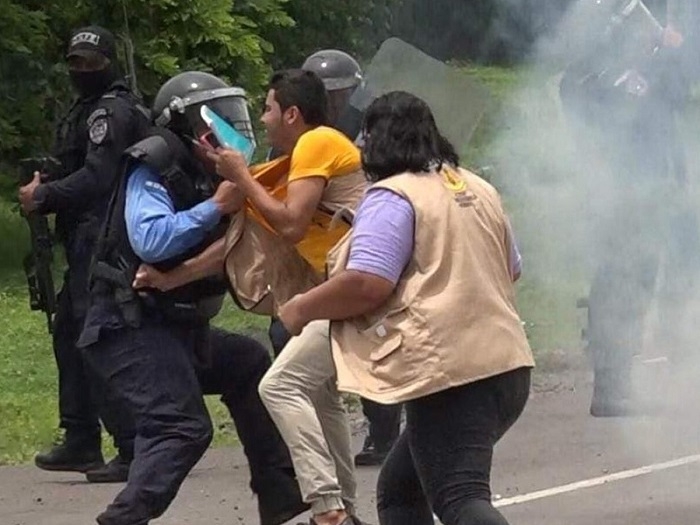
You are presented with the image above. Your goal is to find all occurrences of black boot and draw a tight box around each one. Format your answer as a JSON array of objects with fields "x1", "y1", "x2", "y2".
[
  {"x1": 35, "y1": 432, "x2": 104, "y2": 473},
  {"x1": 256, "y1": 468, "x2": 310, "y2": 525},
  {"x1": 354, "y1": 436, "x2": 392, "y2": 467},
  {"x1": 590, "y1": 368, "x2": 640, "y2": 417},
  {"x1": 85, "y1": 453, "x2": 131, "y2": 483}
]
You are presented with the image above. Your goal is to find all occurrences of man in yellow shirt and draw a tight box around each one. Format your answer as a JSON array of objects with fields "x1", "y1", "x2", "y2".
[
  {"x1": 213, "y1": 69, "x2": 367, "y2": 525},
  {"x1": 302, "y1": 49, "x2": 403, "y2": 469}
]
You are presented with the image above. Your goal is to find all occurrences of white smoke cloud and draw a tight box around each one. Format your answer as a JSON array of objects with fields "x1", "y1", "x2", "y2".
[{"x1": 484, "y1": 0, "x2": 700, "y2": 445}]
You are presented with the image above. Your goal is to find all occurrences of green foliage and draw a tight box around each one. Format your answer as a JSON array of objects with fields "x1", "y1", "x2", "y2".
[
  {"x1": 262, "y1": 0, "x2": 400, "y2": 70},
  {"x1": 0, "y1": 197, "x2": 29, "y2": 271},
  {"x1": 0, "y1": 0, "x2": 294, "y2": 191},
  {"x1": 109, "y1": 0, "x2": 294, "y2": 99},
  {"x1": 0, "y1": 286, "x2": 62, "y2": 465},
  {"x1": 0, "y1": 1, "x2": 71, "y2": 165},
  {"x1": 456, "y1": 64, "x2": 525, "y2": 167},
  {"x1": 0, "y1": 0, "x2": 408, "y2": 196}
]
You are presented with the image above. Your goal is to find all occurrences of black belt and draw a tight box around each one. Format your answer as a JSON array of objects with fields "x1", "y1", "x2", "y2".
[{"x1": 141, "y1": 293, "x2": 225, "y2": 323}]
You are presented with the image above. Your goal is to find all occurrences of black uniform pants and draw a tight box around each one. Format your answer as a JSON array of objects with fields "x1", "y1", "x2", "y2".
[
  {"x1": 377, "y1": 367, "x2": 530, "y2": 525},
  {"x1": 361, "y1": 399, "x2": 402, "y2": 451},
  {"x1": 269, "y1": 316, "x2": 402, "y2": 449},
  {"x1": 587, "y1": 254, "x2": 659, "y2": 376},
  {"x1": 53, "y1": 284, "x2": 131, "y2": 453},
  {"x1": 195, "y1": 326, "x2": 294, "y2": 492},
  {"x1": 83, "y1": 319, "x2": 294, "y2": 525},
  {"x1": 561, "y1": 77, "x2": 697, "y2": 398},
  {"x1": 53, "y1": 285, "x2": 99, "y2": 440},
  {"x1": 83, "y1": 319, "x2": 212, "y2": 525},
  {"x1": 585, "y1": 101, "x2": 700, "y2": 390}
]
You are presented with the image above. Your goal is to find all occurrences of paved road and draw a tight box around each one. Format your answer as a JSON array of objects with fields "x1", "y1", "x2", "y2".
[{"x1": 2, "y1": 361, "x2": 699, "y2": 525}]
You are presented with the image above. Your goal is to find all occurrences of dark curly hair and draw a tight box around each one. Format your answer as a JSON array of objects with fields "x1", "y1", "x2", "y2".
[{"x1": 361, "y1": 91, "x2": 459, "y2": 182}]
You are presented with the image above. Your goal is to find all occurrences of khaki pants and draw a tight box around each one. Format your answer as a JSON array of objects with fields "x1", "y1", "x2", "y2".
[{"x1": 258, "y1": 320, "x2": 356, "y2": 515}]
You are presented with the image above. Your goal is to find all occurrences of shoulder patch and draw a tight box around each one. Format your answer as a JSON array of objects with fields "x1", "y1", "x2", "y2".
[
  {"x1": 87, "y1": 108, "x2": 108, "y2": 127},
  {"x1": 89, "y1": 117, "x2": 109, "y2": 145}
]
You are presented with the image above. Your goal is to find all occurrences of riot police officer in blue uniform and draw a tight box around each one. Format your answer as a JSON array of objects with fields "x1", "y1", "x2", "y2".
[
  {"x1": 77, "y1": 71, "x2": 307, "y2": 525},
  {"x1": 18, "y1": 25, "x2": 150, "y2": 481}
]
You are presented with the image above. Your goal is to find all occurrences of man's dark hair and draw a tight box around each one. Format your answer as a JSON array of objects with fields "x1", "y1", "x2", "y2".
[
  {"x1": 269, "y1": 69, "x2": 329, "y2": 126},
  {"x1": 361, "y1": 91, "x2": 459, "y2": 182}
]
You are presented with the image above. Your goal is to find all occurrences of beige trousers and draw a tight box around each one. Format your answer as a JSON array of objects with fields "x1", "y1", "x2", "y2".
[{"x1": 258, "y1": 320, "x2": 356, "y2": 515}]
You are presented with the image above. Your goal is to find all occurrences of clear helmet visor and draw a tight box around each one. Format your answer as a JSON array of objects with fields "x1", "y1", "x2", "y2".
[{"x1": 157, "y1": 87, "x2": 257, "y2": 149}]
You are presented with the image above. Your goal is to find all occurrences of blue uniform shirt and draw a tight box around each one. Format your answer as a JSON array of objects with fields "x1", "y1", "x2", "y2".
[{"x1": 125, "y1": 164, "x2": 221, "y2": 263}]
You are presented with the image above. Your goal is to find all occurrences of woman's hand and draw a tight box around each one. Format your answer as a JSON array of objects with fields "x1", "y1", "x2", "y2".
[
  {"x1": 132, "y1": 264, "x2": 178, "y2": 292},
  {"x1": 277, "y1": 295, "x2": 308, "y2": 337}
]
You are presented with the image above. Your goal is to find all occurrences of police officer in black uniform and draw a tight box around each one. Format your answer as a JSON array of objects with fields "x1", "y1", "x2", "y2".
[
  {"x1": 18, "y1": 25, "x2": 149, "y2": 481},
  {"x1": 263, "y1": 49, "x2": 402, "y2": 467},
  {"x1": 559, "y1": 0, "x2": 695, "y2": 417},
  {"x1": 77, "y1": 71, "x2": 307, "y2": 525}
]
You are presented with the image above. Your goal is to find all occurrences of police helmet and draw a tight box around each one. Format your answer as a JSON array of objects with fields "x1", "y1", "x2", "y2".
[
  {"x1": 152, "y1": 71, "x2": 256, "y2": 147},
  {"x1": 568, "y1": 0, "x2": 657, "y2": 33},
  {"x1": 302, "y1": 50, "x2": 363, "y2": 92}
]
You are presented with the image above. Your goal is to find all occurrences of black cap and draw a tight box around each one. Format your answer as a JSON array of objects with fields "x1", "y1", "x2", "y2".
[{"x1": 66, "y1": 25, "x2": 117, "y2": 61}]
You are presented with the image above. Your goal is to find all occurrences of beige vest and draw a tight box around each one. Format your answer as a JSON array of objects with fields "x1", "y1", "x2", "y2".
[
  {"x1": 328, "y1": 167, "x2": 534, "y2": 404},
  {"x1": 224, "y1": 156, "x2": 367, "y2": 315}
]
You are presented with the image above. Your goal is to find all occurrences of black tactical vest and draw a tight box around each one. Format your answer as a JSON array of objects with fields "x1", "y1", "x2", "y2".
[
  {"x1": 91, "y1": 127, "x2": 228, "y2": 326},
  {"x1": 52, "y1": 82, "x2": 149, "y2": 243}
]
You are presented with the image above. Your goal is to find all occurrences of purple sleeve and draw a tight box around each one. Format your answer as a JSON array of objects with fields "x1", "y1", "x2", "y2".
[{"x1": 346, "y1": 189, "x2": 415, "y2": 284}]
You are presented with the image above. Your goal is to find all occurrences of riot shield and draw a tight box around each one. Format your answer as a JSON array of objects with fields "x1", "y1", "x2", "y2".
[{"x1": 347, "y1": 38, "x2": 491, "y2": 148}]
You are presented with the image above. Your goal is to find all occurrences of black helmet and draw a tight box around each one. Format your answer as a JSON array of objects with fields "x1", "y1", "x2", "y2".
[
  {"x1": 302, "y1": 50, "x2": 363, "y2": 91},
  {"x1": 152, "y1": 71, "x2": 256, "y2": 147},
  {"x1": 562, "y1": 0, "x2": 659, "y2": 46}
]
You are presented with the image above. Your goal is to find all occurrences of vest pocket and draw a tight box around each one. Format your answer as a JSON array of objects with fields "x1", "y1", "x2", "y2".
[
  {"x1": 341, "y1": 305, "x2": 424, "y2": 392},
  {"x1": 360, "y1": 306, "x2": 408, "y2": 362},
  {"x1": 367, "y1": 331, "x2": 403, "y2": 362}
]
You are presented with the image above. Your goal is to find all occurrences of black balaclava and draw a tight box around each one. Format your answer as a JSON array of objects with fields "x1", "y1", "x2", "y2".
[{"x1": 66, "y1": 25, "x2": 120, "y2": 98}]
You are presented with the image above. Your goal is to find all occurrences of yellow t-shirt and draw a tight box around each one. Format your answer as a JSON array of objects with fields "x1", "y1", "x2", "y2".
[
  {"x1": 289, "y1": 126, "x2": 361, "y2": 182},
  {"x1": 244, "y1": 127, "x2": 364, "y2": 274},
  {"x1": 289, "y1": 126, "x2": 362, "y2": 272}
]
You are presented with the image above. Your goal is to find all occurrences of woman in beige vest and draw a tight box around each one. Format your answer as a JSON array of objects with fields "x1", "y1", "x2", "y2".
[{"x1": 277, "y1": 91, "x2": 534, "y2": 525}]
